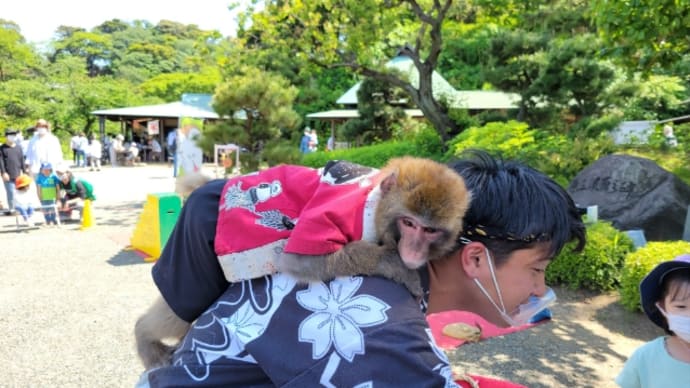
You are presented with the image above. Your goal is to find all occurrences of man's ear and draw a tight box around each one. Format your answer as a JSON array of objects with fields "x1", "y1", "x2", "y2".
[{"x1": 459, "y1": 242, "x2": 485, "y2": 278}]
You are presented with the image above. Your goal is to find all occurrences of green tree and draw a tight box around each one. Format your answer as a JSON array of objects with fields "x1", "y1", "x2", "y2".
[
  {"x1": 341, "y1": 77, "x2": 408, "y2": 144},
  {"x1": 0, "y1": 21, "x2": 42, "y2": 81},
  {"x1": 199, "y1": 67, "x2": 300, "y2": 170},
  {"x1": 242, "y1": 0, "x2": 461, "y2": 143},
  {"x1": 590, "y1": 0, "x2": 690, "y2": 71}
]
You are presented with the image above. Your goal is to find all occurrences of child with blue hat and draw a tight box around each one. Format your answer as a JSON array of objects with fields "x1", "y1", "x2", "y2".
[{"x1": 616, "y1": 254, "x2": 690, "y2": 387}]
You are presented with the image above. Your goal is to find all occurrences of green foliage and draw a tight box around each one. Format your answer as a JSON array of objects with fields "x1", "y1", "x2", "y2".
[
  {"x1": 446, "y1": 120, "x2": 538, "y2": 161},
  {"x1": 262, "y1": 138, "x2": 303, "y2": 167},
  {"x1": 200, "y1": 67, "x2": 300, "y2": 170},
  {"x1": 300, "y1": 131, "x2": 444, "y2": 169},
  {"x1": 446, "y1": 120, "x2": 616, "y2": 187},
  {"x1": 590, "y1": 0, "x2": 690, "y2": 71},
  {"x1": 340, "y1": 77, "x2": 408, "y2": 144},
  {"x1": 618, "y1": 241, "x2": 690, "y2": 312},
  {"x1": 546, "y1": 221, "x2": 634, "y2": 292}
]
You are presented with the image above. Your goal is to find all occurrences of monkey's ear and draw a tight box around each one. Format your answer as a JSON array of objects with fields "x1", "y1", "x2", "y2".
[{"x1": 380, "y1": 172, "x2": 398, "y2": 195}]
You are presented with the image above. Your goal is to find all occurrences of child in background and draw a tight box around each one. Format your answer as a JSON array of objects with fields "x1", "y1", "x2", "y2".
[
  {"x1": 56, "y1": 166, "x2": 95, "y2": 220},
  {"x1": 35, "y1": 162, "x2": 60, "y2": 225},
  {"x1": 616, "y1": 254, "x2": 690, "y2": 387},
  {"x1": 14, "y1": 174, "x2": 41, "y2": 227}
]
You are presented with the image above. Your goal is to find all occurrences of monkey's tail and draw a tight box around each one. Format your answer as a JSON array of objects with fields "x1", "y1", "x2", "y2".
[{"x1": 175, "y1": 172, "x2": 212, "y2": 198}]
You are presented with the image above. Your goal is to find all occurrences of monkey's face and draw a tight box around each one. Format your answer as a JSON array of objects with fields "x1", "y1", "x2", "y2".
[{"x1": 396, "y1": 215, "x2": 449, "y2": 269}]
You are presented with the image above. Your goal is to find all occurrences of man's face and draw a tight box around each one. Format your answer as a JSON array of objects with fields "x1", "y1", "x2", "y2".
[{"x1": 484, "y1": 244, "x2": 551, "y2": 318}]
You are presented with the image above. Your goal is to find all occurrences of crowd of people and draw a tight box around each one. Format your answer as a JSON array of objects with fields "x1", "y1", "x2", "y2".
[{"x1": 0, "y1": 119, "x2": 97, "y2": 226}]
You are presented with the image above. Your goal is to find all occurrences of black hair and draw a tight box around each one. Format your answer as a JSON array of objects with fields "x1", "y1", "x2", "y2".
[{"x1": 449, "y1": 149, "x2": 586, "y2": 266}]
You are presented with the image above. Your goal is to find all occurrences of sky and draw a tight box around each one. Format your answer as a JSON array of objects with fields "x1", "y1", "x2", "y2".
[{"x1": 2, "y1": 0, "x2": 252, "y2": 44}]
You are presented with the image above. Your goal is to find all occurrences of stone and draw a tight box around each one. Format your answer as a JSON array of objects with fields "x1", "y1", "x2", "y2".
[{"x1": 567, "y1": 154, "x2": 690, "y2": 241}]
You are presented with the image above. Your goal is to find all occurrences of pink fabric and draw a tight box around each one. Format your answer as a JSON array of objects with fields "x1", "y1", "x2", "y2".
[
  {"x1": 456, "y1": 376, "x2": 527, "y2": 388},
  {"x1": 215, "y1": 164, "x2": 378, "y2": 257},
  {"x1": 426, "y1": 310, "x2": 541, "y2": 350}
]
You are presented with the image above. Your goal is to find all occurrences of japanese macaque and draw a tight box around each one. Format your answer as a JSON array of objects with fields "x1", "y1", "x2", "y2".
[
  {"x1": 135, "y1": 157, "x2": 471, "y2": 369},
  {"x1": 276, "y1": 156, "x2": 471, "y2": 297}
]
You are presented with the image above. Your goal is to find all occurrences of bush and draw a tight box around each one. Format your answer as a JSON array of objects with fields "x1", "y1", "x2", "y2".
[
  {"x1": 618, "y1": 241, "x2": 690, "y2": 312},
  {"x1": 300, "y1": 129, "x2": 444, "y2": 168},
  {"x1": 546, "y1": 221, "x2": 634, "y2": 292}
]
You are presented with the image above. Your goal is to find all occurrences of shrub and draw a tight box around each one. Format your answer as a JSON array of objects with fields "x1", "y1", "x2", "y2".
[
  {"x1": 546, "y1": 221, "x2": 634, "y2": 292},
  {"x1": 300, "y1": 129, "x2": 444, "y2": 168},
  {"x1": 618, "y1": 241, "x2": 690, "y2": 312}
]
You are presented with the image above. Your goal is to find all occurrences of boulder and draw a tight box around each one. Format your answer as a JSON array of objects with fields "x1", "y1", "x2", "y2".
[{"x1": 567, "y1": 154, "x2": 690, "y2": 241}]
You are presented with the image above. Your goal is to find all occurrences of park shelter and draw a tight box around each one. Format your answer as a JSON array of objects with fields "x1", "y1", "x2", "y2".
[
  {"x1": 307, "y1": 55, "x2": 520, "y2": 142},
  {"x1": 91, "y1": 93, "x2": 220, "y2": 146}
]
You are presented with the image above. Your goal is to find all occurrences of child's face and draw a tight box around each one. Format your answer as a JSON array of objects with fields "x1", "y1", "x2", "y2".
[
  {"x1": 41, "y1": 168, "x2": 51, "y2": 176},
  {"x1": 662, "y1": 280, "x2": 690, "y2": 318}
]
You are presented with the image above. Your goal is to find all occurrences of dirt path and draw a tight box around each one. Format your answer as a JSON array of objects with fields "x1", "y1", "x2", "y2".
[
  {"x1": 0, "y1": 164, "x2": 659, "y2": 387},
  {"x1": 448, "y1": 286, "x2": 659, "y2": 387}
]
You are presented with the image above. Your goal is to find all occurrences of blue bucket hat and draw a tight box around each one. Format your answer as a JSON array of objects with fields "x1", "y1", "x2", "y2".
[
  {"x1": 40, "y1": 162, "x2": 53, "y2": 171},
  {"x1": 640, "y1": 254, "x2": 690, "y2": 329}
]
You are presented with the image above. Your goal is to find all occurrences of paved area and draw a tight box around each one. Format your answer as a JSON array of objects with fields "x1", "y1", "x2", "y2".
[{"x1": 0, "y1": 163, "x2": 211, "y2": 387}]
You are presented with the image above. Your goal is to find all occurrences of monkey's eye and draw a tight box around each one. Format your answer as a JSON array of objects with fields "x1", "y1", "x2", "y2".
[
  {"x1": 423, "y1": 226, "x2": 439, "y2": 234},
  {"x1": 401, "y1": 218, "x2": 415, "y2": 228}
]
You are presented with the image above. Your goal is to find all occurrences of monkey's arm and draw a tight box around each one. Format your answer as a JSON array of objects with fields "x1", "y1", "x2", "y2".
[{"x1": 276, "y1": 240, "x2": 423, "y2": 297}]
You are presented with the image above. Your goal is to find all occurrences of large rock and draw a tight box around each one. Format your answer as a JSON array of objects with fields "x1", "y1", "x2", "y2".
[{"x1": 567, "y1": 154, "x2": 690, "y2": 241}]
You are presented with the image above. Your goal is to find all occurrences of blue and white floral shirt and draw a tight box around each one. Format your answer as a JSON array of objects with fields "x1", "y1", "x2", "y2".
[{"x1": 145, "y1": 273, "x2": 457, "y2": 387}]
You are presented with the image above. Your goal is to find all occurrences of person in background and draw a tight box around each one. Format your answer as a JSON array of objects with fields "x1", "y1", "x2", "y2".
[
  {"x1": 76, "y1": 132, "x2": 89, "y2": 167},
  {"x1": 299, "y1": 127, "x2": 311, "y2": 153},
  {"x1": 88, "y1": 135, "x2": 102, "y2": 171},
  {"x1": 109, "y1": 134, "x2": 125, "y2": 167},
  {"x1": 25, "y1": 119, "x2": 63, "y2": 178},
  {"x1": 55, "y1": 166, "x2": 96, "y2": 220},
  {"x1": 308, "y1": 128, "x2": 319, "y2": 152},
  {"x1": 148, "y1": 137, "x2": 162, "y2": 162},
  {"x1": 615, "y1": 254, "x2": 690, "y2": 388},
  {"x1": 0, "y1": 128, "x2": 25, "y2": 215},
  {"x1": 166, "y1": 129, "x2": 178, "y2": 176},
  {"x1": 326, "y1": 134, "x2": 335, "y2": 151},
  {"x1": 138, "y1": 150, "x2": 586, "y2": 387},
  {"x1": 13, "y1": 174, "x2": 41, "y2": 227},
  {"x1": 70, "y1": 133, "x2": 80, "y2": 166},
  {"x1": 35, "y1": 162, "x2": 60, "y2": 226}
]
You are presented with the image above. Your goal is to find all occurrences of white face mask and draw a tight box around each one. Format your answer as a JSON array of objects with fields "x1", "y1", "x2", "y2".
[
  {"x1": 657, "y1": 304, "x2": 690, "y2": 343},
  {"x1": 36, "y1": 127, "x2": 48, "y2": 136},
  {"x1": 6, "y1": 135, "x2": 16, "y2": 143},
  {"x1": 473, "y1": 248, "x2": 556, "y2": 327}
]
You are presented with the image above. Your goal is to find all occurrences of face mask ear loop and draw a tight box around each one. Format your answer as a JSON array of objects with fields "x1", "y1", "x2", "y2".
[{"x1": 485, "y1": 249, "x2": 508, "y2": 314}]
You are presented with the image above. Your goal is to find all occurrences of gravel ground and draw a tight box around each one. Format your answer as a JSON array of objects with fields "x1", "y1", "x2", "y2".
[{"x1": 0, "y1": 164, "x2": 660, "y2": 387}]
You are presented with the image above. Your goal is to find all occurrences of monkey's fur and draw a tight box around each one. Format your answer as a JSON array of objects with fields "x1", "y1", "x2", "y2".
[
  {"x1": 276, "y1": 156, "x2": 471, "y2": 297},
  {"x1": 135, "y1": 157, "x2": 470, "y2": 369}
]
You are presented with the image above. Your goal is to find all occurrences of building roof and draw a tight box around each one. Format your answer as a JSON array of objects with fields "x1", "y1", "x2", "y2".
[
  {"x1": 306, "y1": 109, "x2": 424, "y2": 120},
  {"x1": 335, "y1": 55, "x2": 520, "y2": 110},
  {"x1": 92, "y1": 101, "x2": 220, "y2": 120}
]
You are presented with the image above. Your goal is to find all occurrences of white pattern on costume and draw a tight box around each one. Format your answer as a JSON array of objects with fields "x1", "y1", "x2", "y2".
[
  {"x1": 180, "y1": 274, "x2": 297, "y2": 381},
  {"x1": 427, "y1": 328, "x2": 460, "y2": 387},
  {"x1": 296, "y1": 276, "x2": 391, "y2": 362}
]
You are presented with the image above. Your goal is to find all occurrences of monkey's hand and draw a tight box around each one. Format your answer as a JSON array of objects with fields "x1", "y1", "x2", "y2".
[{"x1": 373, "y1": 249, "x2": 424, "y2": 298}]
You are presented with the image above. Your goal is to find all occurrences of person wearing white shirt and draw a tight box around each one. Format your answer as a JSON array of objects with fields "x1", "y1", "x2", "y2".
[
  {"x1": 88, "y1": 135, "x2": 102, "y2": 171},
  {"x1": 25, "y1": 119, "x2": 63, "y2": 178}
]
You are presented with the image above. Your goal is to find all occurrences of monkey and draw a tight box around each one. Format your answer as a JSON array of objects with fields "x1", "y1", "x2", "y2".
[
  {"x1": 135, "y1": 156, "x2": 471, "y2": 370},
  {"x1": 275, "y1": 156, "x2": 471, "y2": 297}
]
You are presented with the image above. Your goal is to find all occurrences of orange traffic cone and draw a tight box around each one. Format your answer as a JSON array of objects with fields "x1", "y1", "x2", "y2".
[{"x1": 80, "y1": 199, "x2": 94, "y2": 230}]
